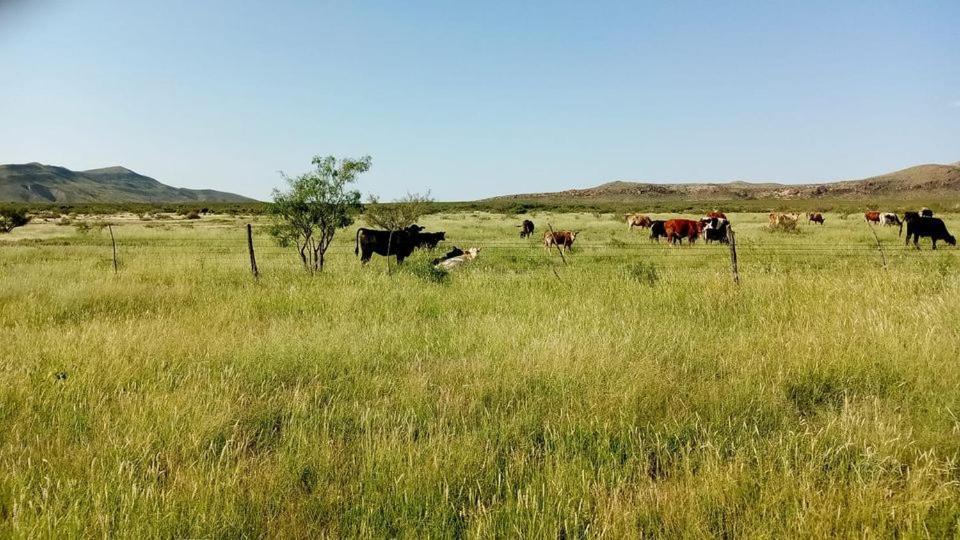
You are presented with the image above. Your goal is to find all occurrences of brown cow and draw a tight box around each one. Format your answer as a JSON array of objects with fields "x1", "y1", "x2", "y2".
[
  {"x1": 864, "y1": 211, "x2": 881, "y2": 224},
  {"x1": 706, "y1": 211, "x2": 727, "y2": 220},
  {"x1": 807, "y1": 213, "x2": 824, "y2": 225},
  {"x1": 626, "y1": 214, "x2": 652, "y2": 229},
  {"x1": 543, "y1": 230, "x2": 578, "y2": 252},
  {"x1": 663, "y1": 219, "x2": 702, "y2": 245}
]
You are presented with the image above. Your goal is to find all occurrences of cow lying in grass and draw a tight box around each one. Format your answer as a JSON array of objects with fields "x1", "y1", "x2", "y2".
[{"x1": 435, "y1": 248, "x2": 480, "y2": 270}]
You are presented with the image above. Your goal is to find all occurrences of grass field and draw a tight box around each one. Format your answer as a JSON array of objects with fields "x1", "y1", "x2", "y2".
[{"x1": 2, "y1": 211, "x2": 960, "y2": 537}]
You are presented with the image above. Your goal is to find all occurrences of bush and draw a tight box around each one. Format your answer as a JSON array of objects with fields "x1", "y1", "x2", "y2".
[
  {"x1": 185, "y1": 211, "x2": 201, "y2": 220},
  {"x1": 74, "y1": 222, "x2": 92, "y2": 234},
  {"x1": 0, "y1": 208, "x2": 31, "y2": 233},
  {"x1": 625, "y1": 261, "x2": 660, "y2": 286},
  {"x1": 56, "y1": 216, "x2": 72, "y2": 226}
]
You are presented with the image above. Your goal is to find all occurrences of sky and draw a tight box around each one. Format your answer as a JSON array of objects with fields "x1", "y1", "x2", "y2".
[{"x1": 1, "y1": 0, "x2": 958, "y2": 201}]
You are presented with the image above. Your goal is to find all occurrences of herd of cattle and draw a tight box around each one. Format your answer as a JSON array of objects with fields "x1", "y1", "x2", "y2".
[{"x1": 353, "y1": 208, "x2": 956, "y2": 267}]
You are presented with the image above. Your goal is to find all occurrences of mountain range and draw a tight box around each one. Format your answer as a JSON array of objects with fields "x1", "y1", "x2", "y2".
[
  {"x1": 489, "y1": 162, "x2": 960, "y2": 202},
  {"x1": 0, "y1": 163, "x2": 254, "y2": 203}
]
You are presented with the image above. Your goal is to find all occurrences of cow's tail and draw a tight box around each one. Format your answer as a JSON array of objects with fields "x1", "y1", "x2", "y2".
[{"x1": 354, "y1": 228, "x2": 362, "y2": 256}]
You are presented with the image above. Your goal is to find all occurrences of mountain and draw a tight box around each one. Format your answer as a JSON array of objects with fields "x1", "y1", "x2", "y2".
[
  {"x1": 488, "y1": 162, "x2": 960, "y2": 202},
  {"x1": 0, "y1": 163, "x2": 255, "y2": 203}
]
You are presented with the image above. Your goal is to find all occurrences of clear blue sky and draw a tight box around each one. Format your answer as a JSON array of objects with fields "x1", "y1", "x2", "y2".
[{"x1": 2, "y1": 0, "x2": 958, "y2": 201}]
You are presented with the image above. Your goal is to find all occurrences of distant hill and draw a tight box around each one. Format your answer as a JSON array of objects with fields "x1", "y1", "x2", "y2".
[
  {"x1": 488, "y1": 162, "x2": 960, "y2": 202},
  {"x1": 0, "y1": 163, "x2": 255, "y2": 203}
]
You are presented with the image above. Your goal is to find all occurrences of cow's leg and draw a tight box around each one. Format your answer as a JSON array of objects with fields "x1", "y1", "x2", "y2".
[{"x1": 932, "y1": 238, "x2": 938, "y2": 250}]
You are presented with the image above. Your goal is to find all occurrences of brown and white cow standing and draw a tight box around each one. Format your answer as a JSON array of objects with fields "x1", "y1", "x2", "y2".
[{"x1": 626, "y1": 214, "x2": 652, "y2": 229}]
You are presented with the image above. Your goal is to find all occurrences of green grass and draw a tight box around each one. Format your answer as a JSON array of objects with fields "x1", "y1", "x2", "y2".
[{"x1": 2, "y1": 211, "x2": 960, "y2": 537}]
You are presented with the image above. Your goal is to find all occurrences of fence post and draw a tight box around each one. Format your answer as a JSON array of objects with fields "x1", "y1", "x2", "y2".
[
  {"x1": 247, "y1": 223, "x2": 259, "y2": 279},
  {"x1": 727, "y1": 226, "x2": 739, "y2": 284},
  {"x1": 108, "y1": 224, "x2": 118, "y2": 274}
]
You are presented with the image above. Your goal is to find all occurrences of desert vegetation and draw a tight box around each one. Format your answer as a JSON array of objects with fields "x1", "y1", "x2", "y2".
[{"x1": 1, "y1": 211, "x2": 959, "y2": 536}]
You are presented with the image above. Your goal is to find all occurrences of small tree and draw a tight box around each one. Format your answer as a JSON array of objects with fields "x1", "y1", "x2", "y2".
[
  {"x1": 0, "y1": 208, "x2": 31, "y2": 233},
  {"x1": 364, "y1": 191, "x2": 434, "y2": 231},
  {"x1": 269, "y1": 155, "x2": 367, "y2": 272}
]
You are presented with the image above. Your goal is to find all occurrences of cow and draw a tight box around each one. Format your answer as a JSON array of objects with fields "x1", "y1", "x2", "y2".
[
  {"x1": 903, "y1": 215, "x2": 956, "y2": 250},
  {"x1": 626, "y1": 214, "x2": 653, "y2": 229},
  {"x1": 664, "y1": 219, "x2": 702, "y2": 245},
  {"x1": 706, "y1": 211, "x2": 727, "y2": 220},
  {"x1": 649, "y1": 220, "x2": 667, "y2": 242},
  {"x1": 416, "y1": 231, "x2": 446, "y2": 249},
  {"x1": 880, "y1": 213, "x2": 901, "y2": 228},
  {"x1": 544, "y1": 230, "x2": 578, "y2": 252},
  {"x1": 901, "y1": 212, "x2": 921, "y2": 236},
  {"x1": 769, "y1": 213, "x2": 798, "y2": 228},
  {"x1": 701, "y1": 217, "x2": 729, "y2": 244},
  {"x1": 518, "y1": 219, "x2": 535, "y2": 239},
  {"x1": 864, "y1": 211, "x2": 881, "y2": 224},
  {"x1": 921, "y1": 207, "x2": 934, "y2": 218},
  {"x1": 807, "y1": 213, "x2": 825, "y2": 225},
  {"x1": 436, "y1": 247, "x2": 481, "y2": 270},
  {"x1": 431, "y1": 246, "x2": 464, "y2": 265},
  {"x1": 355, "y1": 224, "x2": 430, "y2": 264}
]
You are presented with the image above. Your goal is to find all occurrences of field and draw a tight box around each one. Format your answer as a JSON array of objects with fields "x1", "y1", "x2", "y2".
[{"x1": 2, "y1": 211, "x2": 960, "y2": 537}]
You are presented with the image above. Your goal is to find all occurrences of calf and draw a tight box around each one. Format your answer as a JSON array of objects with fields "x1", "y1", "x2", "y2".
[
  {"x1": 807, "y1": 213, "x2": 825, "y2": 225},
  {"x1": 706, "y1": 210, "x2": 727, "y2": 220},
  {"x1": 431, "y1": 246, "x2": 464, "y2": 265},
  {"x1": 436, "y1": 247, "x2": 481, "y2": 270},
  {"x1": 864, "y1": 211, "x2": 881, "y2": 224},
  {"x1": 416, "y1": 231, "x2": 446, "y2": 249},
  {"x1": 903, "y1": 216, "x2": 956, "y2": 250},
  {"x1": 543, "y1": 230, "x2": 578, "y2": 252}
]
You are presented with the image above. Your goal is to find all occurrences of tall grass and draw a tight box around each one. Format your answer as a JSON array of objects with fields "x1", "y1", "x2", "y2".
[{"x1": 1, "y1": 212, "x2": 959, "y2": 536}]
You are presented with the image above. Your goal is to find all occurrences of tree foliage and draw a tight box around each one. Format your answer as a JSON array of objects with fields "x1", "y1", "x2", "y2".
[
  {"x1": 364, "y1": 191, "x2": 434, "y2": 231},
  {"x1": 269, "y1": 155, "x2": 367, "y2": 272},
  {"x1": 0, "y1": 208, "x2": 31, "y2": 233}
]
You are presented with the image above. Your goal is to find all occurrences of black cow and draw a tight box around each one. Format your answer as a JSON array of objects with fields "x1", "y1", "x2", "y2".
[
  {"x1": 519, "y1": 219, "x2": 535, "y2": 239},
  {"x1": 416, "y1": 231, "x2": 446, "y2": 249},
  {"x1": 355, "y1": 224, "x2": 428, "y2": 264},
  {"x1": 702, "y1": 217, "x2": 729, "y2": 244},
  {"x1": 903, "y1": 216, "x2": 956, "y2": 250},
  {"x1": 649, "y1": 220, "x2": 667, "y2": 242}
]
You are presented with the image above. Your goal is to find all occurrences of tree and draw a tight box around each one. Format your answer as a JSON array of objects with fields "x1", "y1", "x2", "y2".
[
  {"x1": 269, "y1": 155, "x2": 367, "y2": 272},
  {"x1": 0, "y1": 208, "x2": 31, "y2": 233},
  {"x1": 364, "y1": 191, "x2": 434, "y2": 231}
]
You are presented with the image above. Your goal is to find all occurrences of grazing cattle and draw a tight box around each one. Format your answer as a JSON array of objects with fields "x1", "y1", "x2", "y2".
[
  {"x1": 864, "y1": 211, "x2": 881, "y2": 224},
  {"x1": 649, "y1": 220, "x2": 667, "y2": 242},
  {"x1": 706, "y1": 211, "x2": 727, "y2": 220},
  {"x1": 663, "y1": 219, "x2": 702, "y2": 245},
  {"x1": 431, "y1": 246, "x2": 464, "y2": 265},
  {"x1": 436, "y1": 247, "x2": 481, "y2": 270},
  {"x1": 880, "y1": 213, "x2": 901, "y2": 227},
  {"x1": 901, "y1": 212, "x2": 921, "y2": 236},
  {"x1": 543, "y1": 230, "x2": 578, "y2": 252},
  {"x1": 921, "y1": 207, "x2": 934, "y2": 218},
  {"x1": 903, "y1": 215, "x2": 956, "y2": 250},
  {"x1": 807, "y1": 213, "x2": 825, "y2": 225},
  {"x1": 626, "y1": 214, "x2": 653, "y2": 229},
  {"x1": 518, "y1": 219, "x2": 535, "y2": 238},
  {"x1": 355, "y1": 224, "x2": 431, "y2": 264},
  {"x1": 701, "y1": 217, "x2": 729, "y2": 244}
]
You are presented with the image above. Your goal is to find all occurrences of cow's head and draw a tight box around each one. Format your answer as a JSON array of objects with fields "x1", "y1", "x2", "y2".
[
  {"x1": 406, "y1": 224, "x2": 425, "y2": 233},
  {"x1": 946, "y1": 235, "x2": 957, "y2": 246}
]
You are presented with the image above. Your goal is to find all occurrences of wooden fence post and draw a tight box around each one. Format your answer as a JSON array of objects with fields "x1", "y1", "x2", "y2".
[
  {"x1": 108, "y1": 224, "x2": 118, "y2": 274},
  {"x1": 247, "y1": 223, "x2": 259, "y2": 279},
  {"x1": 727, "y1": 226, "x2": 739, "y2": 284}
]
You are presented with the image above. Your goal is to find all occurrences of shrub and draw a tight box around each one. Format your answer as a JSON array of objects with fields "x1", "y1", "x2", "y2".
[
  {"x1": 56, "y1": 216, "x2": 72, "y2": 226},
  {"x1": 625, "y1": 261, "x2": 660, "y2": 286},
  {"x1": 0, "y1": 208, "x2": 31, "y2": 233},
  {"x1": 185, "y1": 211, "x2": 201, "y2": 220},
  {"x1": 74, "y1": 222, "x2": 92, "y2": 234}
]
